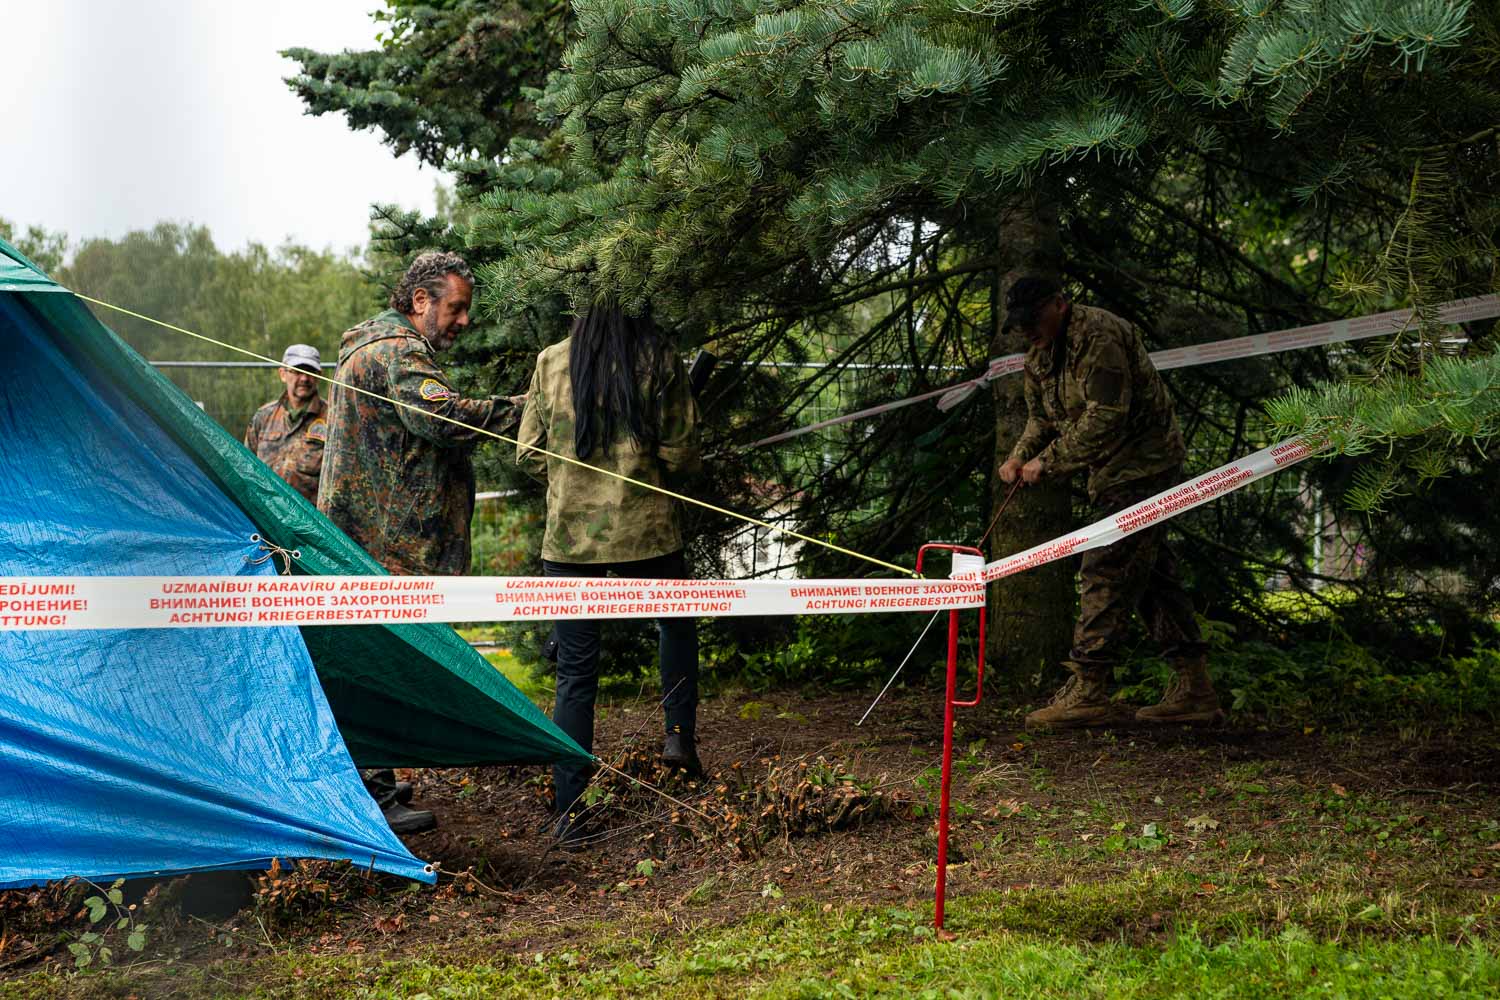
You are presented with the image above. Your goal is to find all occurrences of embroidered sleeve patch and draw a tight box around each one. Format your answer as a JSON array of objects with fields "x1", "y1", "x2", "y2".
[
  {"x1": 419, "y1": 378, "x2": 455, "y2": 402},
  {"x1": 306, "y1": 419, "x2": 327, "y2": 442}
]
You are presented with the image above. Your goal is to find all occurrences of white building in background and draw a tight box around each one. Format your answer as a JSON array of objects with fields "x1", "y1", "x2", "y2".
[{"x1": 720, "y1": 513, "x2": 804, "y2": 580}]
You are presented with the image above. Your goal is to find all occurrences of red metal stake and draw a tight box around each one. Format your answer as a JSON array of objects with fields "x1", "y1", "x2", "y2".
[
  {"x1": 935, "y1": 606, "x2": 959, "y2": 929},
  {"x1": 914, "y1": 544, "x2": 986, "y2": 933}
]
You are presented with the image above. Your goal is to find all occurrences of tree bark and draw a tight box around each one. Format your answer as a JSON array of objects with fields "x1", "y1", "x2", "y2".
[{"x1": 987, "y1": 195, "x2": 1075, "y2": 690}]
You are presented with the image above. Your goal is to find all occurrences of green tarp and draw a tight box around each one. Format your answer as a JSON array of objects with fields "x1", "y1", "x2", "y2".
[
  {"x1": 0, "y1": 248, "x2": 65, "y2": 294},
  {"x1": 2, "y1": 236, "x2": 588, "y2": 769}
]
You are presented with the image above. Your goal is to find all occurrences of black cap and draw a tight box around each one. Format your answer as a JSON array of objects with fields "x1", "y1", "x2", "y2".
[{"x1": 1003, "y1": 275, "x2": 1062, "y2": 332}]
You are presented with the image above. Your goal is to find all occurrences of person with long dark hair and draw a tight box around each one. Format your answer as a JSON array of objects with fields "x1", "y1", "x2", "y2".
[{"x1": 516, "y1": 304, "x2": 702, "y2": 842}]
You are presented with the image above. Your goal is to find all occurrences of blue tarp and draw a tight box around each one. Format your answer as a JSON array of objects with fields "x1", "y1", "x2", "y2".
[{"x1": 0, "y1": 292, "x2": 431, "y2": 887}]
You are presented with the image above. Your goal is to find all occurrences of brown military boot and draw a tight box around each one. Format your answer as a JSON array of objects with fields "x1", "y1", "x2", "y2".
[
  {"x1": 1135, "y1": 655, "x2": 1225, "y2": 725},
  {"x1": 1025, "y1": 663, "x2": 1118, "y2": 731}
]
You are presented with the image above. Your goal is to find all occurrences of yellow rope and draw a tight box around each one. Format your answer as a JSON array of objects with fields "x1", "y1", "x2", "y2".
[{"x1": 73, "y1": 292, "x2": 916, "y2": 577}]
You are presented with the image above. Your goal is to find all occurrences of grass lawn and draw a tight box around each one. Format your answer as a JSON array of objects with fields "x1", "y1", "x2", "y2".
[{"x1": 4, "y1": 881, "x2": 1494, "y2": 998}]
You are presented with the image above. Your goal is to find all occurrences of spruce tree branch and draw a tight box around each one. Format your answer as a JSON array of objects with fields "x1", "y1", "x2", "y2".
[
  {"x1": 1398, "y1": 124, "x2": 1500, "y2": 154},
  {"x1": 1198, "y1": 152, "x2": 1407, "y2": 213},
  {"x1": 752, "y1": 247, "x2": 979, "y2": 436},
  {"x1": 1175, "y1": 528, "x2": 1361, "y2": 593},
  {"x1": 756, "y1": 299, "x2": 916, "y2": 431},
  {"x1": 1130, "y1": 186, "x2": 1325, "y2": 312},
  {"x1": 717, "y1": 258, "x2": 998, "y2": 337},
  {"x1": 578, "y1": 68, "x2": 672, "y2": 123}
]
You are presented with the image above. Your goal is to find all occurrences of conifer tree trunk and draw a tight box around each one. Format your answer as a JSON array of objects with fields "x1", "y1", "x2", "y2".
[{"x1": 987, "y1": 195, "x2": 1074, "y2": 689}]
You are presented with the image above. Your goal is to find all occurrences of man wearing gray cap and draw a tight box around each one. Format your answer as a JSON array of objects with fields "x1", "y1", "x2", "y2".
[{"x1": 244, "y1": 344, "x2": 329, "y2": 505}]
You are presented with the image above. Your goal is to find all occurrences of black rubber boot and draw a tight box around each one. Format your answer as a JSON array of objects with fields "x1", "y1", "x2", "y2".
[
  {"x1": 382, "y1": 801, "x2": 437, "y2": 835},
  {"x1": 662, "y1": 730, "x2": 704, "y2": 778},
  {"x1": 364, "y1": 768, "x2": 435, "y2": 834}
]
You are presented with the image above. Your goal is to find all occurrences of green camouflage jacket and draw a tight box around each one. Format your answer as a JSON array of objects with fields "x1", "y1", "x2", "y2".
[
  {"x1": 516, "y1": 340, "x2": 700, "y2": 563},
  {"x1": 1008, "y1": 304, "x2": 1186, "y2": 499},
  {"x1": 244, "y1": 393, "x2": 326, "y2": 504},
  {"x1": 317, "y1": 310, "x2": 516, "y2": 575}
]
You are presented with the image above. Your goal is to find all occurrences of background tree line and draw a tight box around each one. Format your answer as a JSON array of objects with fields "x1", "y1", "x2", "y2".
[{"x1": 0, "y1": 217, "x2": 377, "y2": 437}]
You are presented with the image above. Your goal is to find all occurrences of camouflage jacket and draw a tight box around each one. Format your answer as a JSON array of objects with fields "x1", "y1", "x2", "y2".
[
  {"x1": 317, "y1": 310, "x2": 517, "y2": 576},
  {"x1": 517, "y1": 340, "x2": 700, "y2": 563},
  {"x1": 1008, "y1": 304, "x2": 1186, "y2": 499},
  {"x1": 244, "y1": 393, "x2": 326, "y2": 504}
]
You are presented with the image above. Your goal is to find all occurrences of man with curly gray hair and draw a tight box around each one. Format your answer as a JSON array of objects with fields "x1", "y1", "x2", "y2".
[
  {"x1": 386, "y1": 251, "x2": 474, "y2": 348},
  {"x1": 317, "y1": 250, "x2": 521, "y2": 835}
]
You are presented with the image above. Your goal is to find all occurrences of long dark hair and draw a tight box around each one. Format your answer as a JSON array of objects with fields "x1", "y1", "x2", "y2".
[{"x1": 569, "y1": 305, "x2": 669, "y2": 459}]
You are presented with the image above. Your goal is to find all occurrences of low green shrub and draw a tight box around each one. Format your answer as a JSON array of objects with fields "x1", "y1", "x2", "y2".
[{"x1": 1115, "y1": 616, "x2": 1500, "y2": 726}]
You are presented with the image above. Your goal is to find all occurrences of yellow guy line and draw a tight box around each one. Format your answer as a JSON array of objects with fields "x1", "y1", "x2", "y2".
[{"x1": 74, "y1": 292, "x2": 916, "y2": 577}]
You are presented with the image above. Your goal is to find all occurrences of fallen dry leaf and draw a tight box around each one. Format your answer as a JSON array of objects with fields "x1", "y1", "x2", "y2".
[{"x1": 373, "y1": 914, "x2": 404, "y2": 935}]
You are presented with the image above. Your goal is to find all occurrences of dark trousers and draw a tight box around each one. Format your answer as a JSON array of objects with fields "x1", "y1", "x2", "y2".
[
  {"x1": 1071, "y1": 468, "x2": 1207, "y2": 673},
  {"x1": 544, "y1": 550, "x2": 699, "y2": 818}
]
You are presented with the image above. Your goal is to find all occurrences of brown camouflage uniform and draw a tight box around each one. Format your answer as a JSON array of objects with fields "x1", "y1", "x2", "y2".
[
  {"x1": 317, "y1": 310, "x2": 517, "y2": 576},
  {"x1": 1007, "y1": 304, "x2": 1204, "y2": 671},
  {"x1": 516, "y1": 340, "x2": 700, "y2": 563},
  {"x1": 244, "y1": 394, "x2": 327, "y2": 504}
]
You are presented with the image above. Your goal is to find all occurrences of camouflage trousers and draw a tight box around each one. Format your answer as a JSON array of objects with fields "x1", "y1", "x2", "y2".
[{"x1": 1071, "y1": 467, "x2": 1206, "y2": 675}]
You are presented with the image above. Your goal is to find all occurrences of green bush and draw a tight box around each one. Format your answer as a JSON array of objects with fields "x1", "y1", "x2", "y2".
[
  {"x1": 1115, "y1": 617, "x2": 1500, "y2": 726},
  {"x1": 469, "y1": 499, "x2": 543, "y2": 576}
]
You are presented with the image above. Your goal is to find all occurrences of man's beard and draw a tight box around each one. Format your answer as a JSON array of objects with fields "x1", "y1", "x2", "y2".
[{"x1": 423, "y1": 306, "x2": 455, "y2": 351}]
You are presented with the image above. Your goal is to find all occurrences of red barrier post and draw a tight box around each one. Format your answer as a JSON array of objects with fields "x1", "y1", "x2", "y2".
[
  {"x1": 914, "y1": 544, "x2": 986, "y2": 932},
  {"x1": 935, "y1": 606, "x2": 959, "y2": 929}
]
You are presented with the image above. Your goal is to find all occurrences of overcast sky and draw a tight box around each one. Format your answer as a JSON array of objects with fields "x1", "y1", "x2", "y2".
[{"x1": 2, "y1": 1, "x2": 437, "y2": 256}]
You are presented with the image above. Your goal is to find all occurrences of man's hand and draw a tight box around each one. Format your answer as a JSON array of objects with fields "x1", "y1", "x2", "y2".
[
  {"x1": 507, "y1": 394, "x2": 528, "y2": 407},
  {"x1": 999, "y1": 457, "x2": 1023, "y2": 484},
  {"x1": 1021, "y1": 457, "x2": 1045, "y2": 485}
]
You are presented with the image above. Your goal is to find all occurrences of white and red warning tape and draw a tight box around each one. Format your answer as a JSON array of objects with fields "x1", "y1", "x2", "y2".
[
  {"x1": 0, "y1": 436, "x2": 1326, "y2": 631},
  {"x1": 0, "y1": 576, "x2": 986, "y2": 631},
  {"x1": 750, "y1": 293, "x2": 1500, "y2": 445},
  {"x1": 967, "y1": 436, "x2": 1326, "y2": 583}
]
